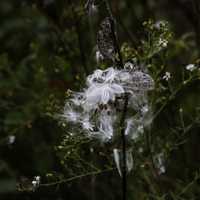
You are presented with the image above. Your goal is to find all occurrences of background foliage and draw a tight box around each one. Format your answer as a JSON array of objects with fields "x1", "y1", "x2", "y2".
[{"x1": 0, "y1": 0, "x2": 200, "y2": 199}]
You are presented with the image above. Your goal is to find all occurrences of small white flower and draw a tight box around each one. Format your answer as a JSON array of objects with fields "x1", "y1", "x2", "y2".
[
  {"x1": 158, "y1": 38, "x2": 168, "y2": 48},
  {"x1": 186, "y1": 64, "x2": 196, "y2": 71},
  {"x1": 32, "y1": 175, "x2": 41, "y2": 189},
  {"x1": 35, "y1": 176, "x2": 40, "y2": 182},
  {"x1": 32, "y1": 180, "x2": 37, "y2": 187},
  {"x1": 163, "y1": 72, "x2": 171, "y2": 81},
  {"x1": 8, "y1": 135, "x2": 15, "y2": 144},
  {"x1": 154, "y1": 21, "x2": 164, "y2": 29},
  {"x1": 159, "y1": 166, "x2": 166, "y2": 174}
]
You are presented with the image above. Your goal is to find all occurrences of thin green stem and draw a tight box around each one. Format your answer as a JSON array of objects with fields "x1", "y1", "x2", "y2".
[{"x1": 152, "y1": 77, "x2": 197, "y2": 122}]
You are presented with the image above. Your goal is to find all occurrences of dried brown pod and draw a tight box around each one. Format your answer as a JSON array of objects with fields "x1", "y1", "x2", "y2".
[{"x1": 97, "y1": 17, "x2": 115, "y2": 60}]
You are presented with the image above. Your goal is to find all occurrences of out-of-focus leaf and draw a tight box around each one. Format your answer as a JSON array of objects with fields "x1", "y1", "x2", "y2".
[{"x1": 0, "y1": 179, "x2": 16, "y2": 193}]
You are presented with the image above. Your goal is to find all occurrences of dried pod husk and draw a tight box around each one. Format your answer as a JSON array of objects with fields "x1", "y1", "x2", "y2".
[
  {"x1": 130, "y1": 71, "x2": 154, "y2": 91},
  {"x1": 97, "y1": 17, "x2": 115, "y2": 60},
  {"x1": 113, "y1": 148, "x2": 133, "y2": 176}
]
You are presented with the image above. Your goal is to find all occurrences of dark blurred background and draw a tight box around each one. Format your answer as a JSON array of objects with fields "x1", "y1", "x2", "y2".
[{"x1": 0, "y1": 0, "x2": 200, "y2": 199}]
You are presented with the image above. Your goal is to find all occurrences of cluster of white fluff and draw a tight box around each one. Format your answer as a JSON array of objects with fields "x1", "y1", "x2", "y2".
[{"x1": 63, "y1": 62, "x2": 154, "y2": 142}]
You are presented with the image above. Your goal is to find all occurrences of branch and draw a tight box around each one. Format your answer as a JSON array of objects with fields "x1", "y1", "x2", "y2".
[
  {"x1": 40, "y1": 168, "x2": 114, "y2": 187},
  {"x1": 152, "y1": 77, "x2": 199, "y2": 123}
]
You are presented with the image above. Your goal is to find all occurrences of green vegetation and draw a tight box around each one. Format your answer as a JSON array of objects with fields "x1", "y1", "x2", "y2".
[{"x1": 0, "y1": 0, "x2": 200, "y2": 199}]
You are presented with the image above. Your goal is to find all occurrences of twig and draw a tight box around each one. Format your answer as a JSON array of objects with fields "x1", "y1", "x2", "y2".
[
  {"x1": 152, "y1": 77, "x2": 198, "y2": 122},
  {"x1": 178, "y1": 172, "x2": 200, "y2": 197},
  {"x1": 40, "y1": 168, "x2": 114, "y2": 187}
]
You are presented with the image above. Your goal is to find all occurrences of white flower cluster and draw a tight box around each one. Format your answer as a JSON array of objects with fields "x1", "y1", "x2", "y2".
[
  {"x1": 163, "y1": 71, "x2": 171, "y2": 81},
  {"x1": 154, "y1": 20, "x2": 170, "y2": 50},
  {"x1": 154, "y1": 20, "x2": 168, "y2": 30},
  {"x1": 8, "y1": 135, "x2": 15, "y2": 145},
  {"x1": 63, "y1": 62, "x2": 154, "y2": 142},
  {"x1": 186, "y1": 64, "x2": 196, "y2": 72},
  {"x1": 32, "y1": 176, "x2": 40, "y2": 190},
  {"x1": 158, "y1": 38, "x2": 168, "y2": 48}
]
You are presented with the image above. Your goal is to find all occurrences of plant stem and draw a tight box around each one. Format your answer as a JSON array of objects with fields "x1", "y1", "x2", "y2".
[
  {"x1": 120, "y1": 94, "x2": 129, "y2": 200},
  {"x1": 103, "y1": 1, "x2": 128, "y2": 200},
  {"x1": 40, "y1": 168, "x2": 114, "y2": 187}
]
